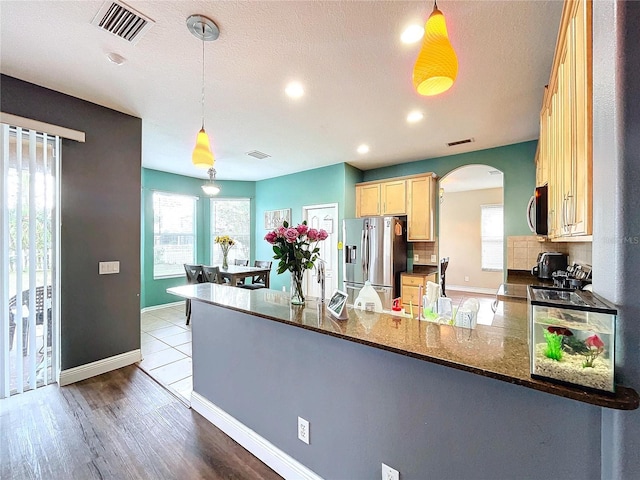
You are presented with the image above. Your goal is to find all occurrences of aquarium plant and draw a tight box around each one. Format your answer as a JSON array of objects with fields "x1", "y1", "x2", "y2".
[
  {"x1": 543, "y1": 331, "x2": 564, "y2": 361},
  {"x1": 582, "y1": 334, "x2": 605, "y2": 368}
]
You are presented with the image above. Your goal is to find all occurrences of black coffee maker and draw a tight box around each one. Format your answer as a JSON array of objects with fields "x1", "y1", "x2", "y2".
[{"x1": 531, "y1": 252, "x2": 568, "y2": 279}]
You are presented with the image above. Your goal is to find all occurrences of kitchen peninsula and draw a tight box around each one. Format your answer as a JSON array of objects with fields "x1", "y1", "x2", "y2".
[{"x1": 169, "y1": 283, "x2": 637, "y2": 480}]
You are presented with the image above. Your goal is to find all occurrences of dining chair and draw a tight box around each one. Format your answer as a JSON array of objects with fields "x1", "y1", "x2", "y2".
[
  {"x1": 238, "y1": 261, "x2": 272, "y2": 290},
  {"x1": 234, "y1": 259, "x2": 249, "y2": 266},
  {"x1": 440, "y1": 257, "x2": 449, "y2": 297},
  {"x1": 184, "y1": 264, "x2": 204, "y2": 325},
  {"x1": 202, "y1": 265, "x2": 222, "y2": 284}
]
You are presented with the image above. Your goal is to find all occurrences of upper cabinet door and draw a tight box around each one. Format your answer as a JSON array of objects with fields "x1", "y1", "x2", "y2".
[
  {"x1": 356, "y1": 183, "x2": 381, "y2": 217},
  {"x1": 407, "y1": 175, "x2": 435, "y2": 242},
  {"x1": 381, "y1": 180, "x2": 406, "y2": 215}
]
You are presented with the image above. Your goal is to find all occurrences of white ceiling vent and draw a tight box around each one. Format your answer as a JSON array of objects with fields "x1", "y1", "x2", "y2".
[
  {"x1": 447, "y1": 138, "x2": 475, "y2": 147},
  {"x1": 91, "y1": 1, "x2": 154, "y2": 45},
  {"x1": 246, "y1": 150, "x2": 271, "y2": 160}
]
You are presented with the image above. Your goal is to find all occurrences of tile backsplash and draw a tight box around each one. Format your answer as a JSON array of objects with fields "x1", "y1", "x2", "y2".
[
  {"x1": 507, "y1": 236, "x2": 569, "y2": 270},
  {"x1": 412, "y1": 240, "x2": 438, "y2": 265},
  {"x1": 507, "y1": 236, "x2": 592, "y2": 270}
]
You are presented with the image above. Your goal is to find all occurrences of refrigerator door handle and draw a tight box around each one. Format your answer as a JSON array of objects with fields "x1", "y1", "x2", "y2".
[
  {"x1": 364, "y1": 226, "x2": 370, "y2": 279},
  {"x1": 361, "y1": 228, "x2": 367, "y2": 278}
]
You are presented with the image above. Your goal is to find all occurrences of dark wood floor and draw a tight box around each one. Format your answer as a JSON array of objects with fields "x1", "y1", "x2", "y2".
[{"x1": 0, "y1": 365, "x2": 282, "y2": 480}]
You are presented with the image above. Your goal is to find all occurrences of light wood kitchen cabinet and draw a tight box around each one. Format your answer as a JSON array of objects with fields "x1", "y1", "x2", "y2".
[
  {"x1": 401, "y1": 272, "x2": 437, "y2": 311},
  {"x1": 355, "y1": 180, "x2": 406, "y2": 216},
  {"x1": 355, "y1": 174, "x2": 435, "y2": 241},
  {"x1": 537, "y1": 0, "x2": 592, "y2": 240},
  {"x1": 355, "y1": 183, "x2": 381, "y2": 217},
  {"x1": 407, "y1": 175, "x2": 436, "y2": 241},
  {"x1": 381, "y1": 180, "x2": 406, "y2": 215}
]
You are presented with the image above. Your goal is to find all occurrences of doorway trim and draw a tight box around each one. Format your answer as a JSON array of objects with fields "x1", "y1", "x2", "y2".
[{"x1": 302, "y1": 203, "x2": 339, "y2": 300}]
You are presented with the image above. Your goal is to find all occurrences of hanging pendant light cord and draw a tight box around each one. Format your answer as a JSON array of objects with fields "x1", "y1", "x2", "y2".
[{"x1": 201, "y1": 24, "x2": 205, "y2": 130}]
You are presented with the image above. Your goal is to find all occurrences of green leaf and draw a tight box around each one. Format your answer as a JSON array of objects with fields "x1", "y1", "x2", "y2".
[{"x1": 283, "y1": 220, "x2": 289, "y2": 228}]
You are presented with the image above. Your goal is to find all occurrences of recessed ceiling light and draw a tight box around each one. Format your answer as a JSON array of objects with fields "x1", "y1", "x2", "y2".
[
  {"x1": 407, "y1": 111, "x2": 424, "y2": 123},
  {"x1": 401, "y1": 24, "x2": 424, "y2": 44},
  {"x1": 357, "y1": 144, "x2": 369, "y2": 155},
  {"x1": 106, "y1": 52, "x2": 126, "y2": 65},
  {"x1": 285, "y1": 81, "x2": 304, "y2": 99}
]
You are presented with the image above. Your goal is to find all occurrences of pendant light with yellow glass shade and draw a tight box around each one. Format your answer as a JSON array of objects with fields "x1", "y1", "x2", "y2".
[
  {"x1": 187, "y1": 14, "x2": 219, "y2": 169},
  {"x1": 413, "y1": 1, "x2": 458, "y2": 96}
]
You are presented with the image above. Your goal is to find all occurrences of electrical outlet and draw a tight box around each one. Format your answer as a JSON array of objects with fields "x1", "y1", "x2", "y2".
[
  {"x1": 430, "y1": 254, "x2": 437, "y2": 262},
  {"x1": 298, "y1": 417, "x2": 309, "y2": 444},
  {"x1": 465, "y1": 275, "x2": 470, "y2": 282},
  {"x1": 413, "y1": 254, "x2": 419, "y2": 261},
  {"x1": 382, "y1": 463, "x2": 399, "y2": 480}
]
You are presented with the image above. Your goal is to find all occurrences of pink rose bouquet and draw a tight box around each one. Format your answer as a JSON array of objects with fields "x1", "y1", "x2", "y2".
[{"x1": 264, "y1": 220, "x2": 328, "y2": 275}]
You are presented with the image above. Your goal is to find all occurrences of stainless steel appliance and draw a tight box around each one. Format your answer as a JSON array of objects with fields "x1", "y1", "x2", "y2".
[
  {"x1": 343, "y1": 217, "x2": 407, "y2": 309},
  {"x1": 552, "y1": 262, "x2": 592, "y2": 289},
  {"x1": 531, "y1": 252, "x2": 568, "y2": 279},
  {"x1": 527, "y1": 185, "x2": 548, "y2": 236}
]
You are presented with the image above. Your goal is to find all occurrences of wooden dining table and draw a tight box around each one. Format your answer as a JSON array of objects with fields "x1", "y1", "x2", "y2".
[{"x1": 213, "y1": 264, "x2": 271, "y2": 288}]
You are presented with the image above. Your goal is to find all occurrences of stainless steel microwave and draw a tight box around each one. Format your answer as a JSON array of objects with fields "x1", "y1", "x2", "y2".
[{"x1": 527, "y1": 185, "x2": 548, "y2": 236}]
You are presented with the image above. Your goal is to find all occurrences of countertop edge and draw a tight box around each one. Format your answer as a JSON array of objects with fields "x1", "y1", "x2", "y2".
[{"x1": 170, "y1": 287, "x2": 639, "y2": 411}]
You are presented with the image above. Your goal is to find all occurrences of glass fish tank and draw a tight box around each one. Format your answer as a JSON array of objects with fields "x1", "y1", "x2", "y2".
[{"x1": 528, "y1": 286, "x2": 617, "y2": 393}]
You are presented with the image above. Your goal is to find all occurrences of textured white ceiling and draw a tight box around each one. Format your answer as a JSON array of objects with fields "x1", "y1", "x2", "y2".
[{"x1": 0, "y1": 1, "x2": 562, "y2": 181}]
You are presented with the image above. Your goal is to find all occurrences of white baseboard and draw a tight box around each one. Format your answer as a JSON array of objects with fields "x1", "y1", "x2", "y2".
[
  {"x1": 141, "y1": 301, "x2": 183, "y2": 313},
  {"x1": 59, "y1": 349, "x2": 142, "y2": 386},
  {"x1": 447, "y1": 285, "x2": 497, "y2": 295},
  {"x1": 191, "y1": 392, "x2": 323, "y2": 480}
]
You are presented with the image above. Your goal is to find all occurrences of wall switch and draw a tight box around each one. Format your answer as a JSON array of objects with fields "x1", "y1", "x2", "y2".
[
  {"x1": 413, "y1": 254, "x2": 419, "y2": 261},
  {"x1": 298, "y1": 417, "x2": 310, "y2": 444},
  {"x1": 430, "y1": 254, "x2": 437, "y2": 262},
  {"x1": 382, "y1": 463, "x2": 400, "y2": 480},
  {"x1": 99, "y1": 261, "x2": 120, "y2": 275},
  {"x1": 464, "y1": 275, "x2": 470, "y2": 282}
]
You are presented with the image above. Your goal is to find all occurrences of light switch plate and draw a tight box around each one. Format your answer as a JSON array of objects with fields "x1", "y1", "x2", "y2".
[
  {"x1": 99, "y1": 261, "x2": 120, "y2": 275},
  {"x1": 431, "y1": 254, "x2": 437, "y2": 262},
  {"x1": 414, "y1": 254, "x2": 419, "y2": 261}
]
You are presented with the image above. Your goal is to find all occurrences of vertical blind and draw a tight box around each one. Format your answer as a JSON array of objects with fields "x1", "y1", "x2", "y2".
[
  {"x1": 0, "y1": 124, "x2": 60, "y2": 398},
  {"x1": 481, "y1": 204, "x2": 504, "y2": 271}
]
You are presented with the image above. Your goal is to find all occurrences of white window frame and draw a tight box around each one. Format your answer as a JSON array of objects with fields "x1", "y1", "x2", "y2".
[
  {"x1": 481, "y1": 204, "x2": 504, "y2": 272},
  {"x1": 210, "y1": 198, "x2": 251, "y2": 266},
  {"x1": 153, "y1": 191, "x2": 197, "y2": 279}
]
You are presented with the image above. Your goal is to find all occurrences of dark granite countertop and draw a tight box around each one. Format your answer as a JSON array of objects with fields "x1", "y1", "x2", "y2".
[
  {"x1": 168, "y1": 283, "x2": 639, "y2": 410},
  {"x1": 496, "y1": 271, "x2": 555, "y2": 302}
]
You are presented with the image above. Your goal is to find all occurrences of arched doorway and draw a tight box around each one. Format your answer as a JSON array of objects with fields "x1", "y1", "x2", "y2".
[{"x1": 438, "y1": 165, "x2": 504, "y2": 294}]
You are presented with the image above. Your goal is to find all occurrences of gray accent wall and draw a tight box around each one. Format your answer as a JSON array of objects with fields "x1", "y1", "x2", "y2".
[
  {"x1": 592, "y1": 2, "x2": 640, "y2": 478},
  {"x1": 193, "y1": 302, "x2": 601, "y2": 480},
  {"x1": 1, "y1": 75, "x2": 142, "y2": 370}
]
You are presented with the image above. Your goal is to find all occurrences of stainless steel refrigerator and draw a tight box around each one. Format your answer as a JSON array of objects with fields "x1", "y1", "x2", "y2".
[{"x1": 343, "y1": 217, "x2": 407, "y2": 309}]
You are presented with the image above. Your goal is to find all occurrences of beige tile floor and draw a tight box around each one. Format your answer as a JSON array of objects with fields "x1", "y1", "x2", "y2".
[{"x1": 140, "y1": 304, "x2": 192, "y2": 403}]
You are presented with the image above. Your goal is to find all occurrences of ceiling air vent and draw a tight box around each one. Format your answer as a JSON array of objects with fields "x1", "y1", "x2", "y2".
[
  {"x1": 447, "y1": 138, "x2": 474, "y2": 147},
  {"x1": 246, "y1": 150, "x2": 271, "y2": 160},
  {"x1": 91, "y1": 0, "x2": 154, "y2": 44}
]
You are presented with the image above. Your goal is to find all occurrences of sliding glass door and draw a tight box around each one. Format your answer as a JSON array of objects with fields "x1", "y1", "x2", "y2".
[{"x1": 0, "y1": 124, "x2": 60, "y2": 397}]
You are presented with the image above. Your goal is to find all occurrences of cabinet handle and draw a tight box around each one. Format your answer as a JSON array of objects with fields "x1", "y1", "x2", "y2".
[{"x1": 567, "y1": 194, "x2": 575, "y2": 229}]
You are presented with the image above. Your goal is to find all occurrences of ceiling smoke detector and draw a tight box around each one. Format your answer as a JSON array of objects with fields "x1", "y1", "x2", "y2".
[
  {"x1": 91, "y1": 0, "x2": 154, "y2": 44},
  {"x1": 246, "y1": 150, "x2": 271, "y2": 160},
  {"x1": 447, "y1": 138, "x2": 474, "y2": 147}
]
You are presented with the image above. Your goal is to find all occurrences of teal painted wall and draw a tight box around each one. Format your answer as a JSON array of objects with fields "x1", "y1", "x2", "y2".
[
  {"x1": 362, "y1": 141, "x2": 537, "y2": 237},
  {"x1": 255, "y1": 163, "x2": 351, "y2": 292},
  {"x1": 141, "y1": 168, "x2": 255, "y2": 308}
]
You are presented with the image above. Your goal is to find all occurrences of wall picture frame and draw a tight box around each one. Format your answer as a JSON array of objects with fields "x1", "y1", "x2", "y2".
[{"x1": 264, "y1": 208, "x2": 291, "y2": 230}]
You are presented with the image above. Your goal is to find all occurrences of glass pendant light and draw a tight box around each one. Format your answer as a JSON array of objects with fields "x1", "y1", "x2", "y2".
[
  {"x1": 413, "y1": 1, "x2": 458, "y2": 96},
  {"x1": 202, "y1": 168, "x2": 221, "y2": 196},
  {"x1": 187, "y1": 15, "x2": 219, "y2": 168}
]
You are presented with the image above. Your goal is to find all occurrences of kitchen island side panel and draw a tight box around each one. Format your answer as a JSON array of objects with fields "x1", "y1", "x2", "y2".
[{"x1": 191, "y1": 301, "x2": 600, "y2": 480}]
